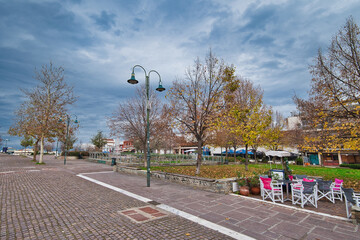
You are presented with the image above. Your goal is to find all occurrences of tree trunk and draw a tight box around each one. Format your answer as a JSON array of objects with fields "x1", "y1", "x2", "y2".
[
  {"x1": 233, "y1": 145, "x2": 237, "y2": 162},
  {"x1": 33, "y1": 139, "x2": 39, "y2": 162},
  {"x1": 319, "y1": 152, "x2": 324, "y2": 167},
  {"x1": 195, "y1": 140, "x2": 203, "y2": 175},
  {"x1": 39, "y1": 134, "x2": 44, "y2": 164},
  {"x1": 254, "y1": 149, "x2": 257, "y2": 163},
  {"x1": 245, "y1": 144, "x2": 249, "y2": 171}
]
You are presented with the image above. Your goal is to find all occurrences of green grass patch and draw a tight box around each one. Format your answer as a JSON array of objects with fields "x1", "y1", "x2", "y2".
[{"x1": 150, "y1": 164, "x2": 360, "y2": 190}]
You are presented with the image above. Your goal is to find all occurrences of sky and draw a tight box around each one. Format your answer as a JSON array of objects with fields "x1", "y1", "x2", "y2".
[{"x1": 1, "y1": 0, "x2": 360, "y2": 149}]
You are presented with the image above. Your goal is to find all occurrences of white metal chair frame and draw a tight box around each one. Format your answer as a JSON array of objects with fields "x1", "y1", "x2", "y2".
[
  {"x1": 291, "y1": 181, "x2": 318, "y2": 208},
  {"x1": 331, "y1": 181, "x2": 343, "y2": 201},
  {"x1": 342, "y1": 187, "x2": 360, "y2": 218},
  {"x1": 260, "y1": 178, "x2": 284, "y2": 203}
]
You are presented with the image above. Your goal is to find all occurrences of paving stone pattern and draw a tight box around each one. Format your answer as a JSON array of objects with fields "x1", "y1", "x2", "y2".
[
  {"x1": 89, "y1": 167, "x2": 360, "y2": 240},
  {"x1": 0, "y1": 154, "x2": 233, "y2": 240}
]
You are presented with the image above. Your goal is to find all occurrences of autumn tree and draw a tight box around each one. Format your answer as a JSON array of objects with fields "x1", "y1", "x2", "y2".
[
  {"x1": 216, "y1": 78, "x2": 271, "y2": 170},
  {"x1": 167, "y1": 51, "x2": 230, "y2": 174},
  {"x1": 9, "y1": 102, "x2": 41, "y2": 161},
  {"x1": 91, "y1": 131, "x2": 107, "y2": 151},
  {"x1": 9, "y1": 62, "x2": 76, "y2": 163},
  {"x1": 295, "y1": 17, "x2": 360, "y2": 155},
  {"x1": 294, "y1": 96, "x2": 339, "y2": 166},
  {"x1": 264, "y1": 111, "x2": 285, "y2": 151},
  {"x1": 208, "y1": 128, "x2": 234, "y2": 163}
]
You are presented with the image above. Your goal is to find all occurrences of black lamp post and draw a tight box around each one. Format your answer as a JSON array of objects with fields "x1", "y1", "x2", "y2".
[
  {"x1": 59, "y1": 114, "x2": 78, "y2": 165},
  {"x1": 127, "y1": 65, "x2": 165, "y2": 187}
]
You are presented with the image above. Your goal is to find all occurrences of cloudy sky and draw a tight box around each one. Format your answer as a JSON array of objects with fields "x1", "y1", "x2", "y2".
[{"x1": 1, "y1": 0, "x2": 360, "y2": 149}]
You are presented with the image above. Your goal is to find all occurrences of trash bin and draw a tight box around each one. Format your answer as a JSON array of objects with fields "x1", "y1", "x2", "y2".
[{"x1": 111, "y1": 158, "x2": 116, "y2": 166}]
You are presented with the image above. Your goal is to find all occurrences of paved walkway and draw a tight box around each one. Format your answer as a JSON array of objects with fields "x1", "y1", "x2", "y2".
[{"x1": 0, "y1": 154, "x2": 359, "y2": 239}]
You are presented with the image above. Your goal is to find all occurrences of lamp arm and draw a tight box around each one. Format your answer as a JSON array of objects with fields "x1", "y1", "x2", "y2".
[
  {"x1": 148, "y1": 70, "x2": 162, "y2": 84},
  {"x1": 132, "y1": 65, "x2": 147, "y2": 77}
]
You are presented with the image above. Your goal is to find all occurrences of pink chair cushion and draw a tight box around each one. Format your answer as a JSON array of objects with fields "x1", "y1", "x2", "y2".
[
  {"x1": 292, "y1": 183, "x2": 302, "y2": 190},
  {"x1": 303, "y1": 178, "x2": 314, "y2": 182},
  {"x1": 334, "y1": 178, "x2": 343, "y2": 190},
  {"x1": 289, "y1": 175, "x2": 294, "y2": 181},
  {"x1": 260, "y1": 177, "x2": 272, "y2": 190}
]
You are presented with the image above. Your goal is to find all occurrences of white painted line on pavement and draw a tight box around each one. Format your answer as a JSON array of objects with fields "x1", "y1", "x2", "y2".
[
  {"x1": 77, "y1": 174, "x2": 152, "y2": 203},
  {"x1": 230, "y1": 193, "x2": 349, "y2": 221},
  {"x1": 79, "y1": 171, "x2": 114, "y2": 175},
  {"x1": 77, "y1": 174, "x2": 254, "y2": 240},
  {"x1": 157, "y1": 204, "x2": 254, "y2": 240}
]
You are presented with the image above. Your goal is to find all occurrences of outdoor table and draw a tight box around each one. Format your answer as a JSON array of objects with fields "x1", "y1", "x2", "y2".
[{"x1": 277, "y1": 179, "x2": 297, "y2": 202}]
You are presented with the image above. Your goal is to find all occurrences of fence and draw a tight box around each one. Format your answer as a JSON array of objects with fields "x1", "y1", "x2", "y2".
[{"x1": 88, "y1": 152, "x2": 225, "y2": 166}]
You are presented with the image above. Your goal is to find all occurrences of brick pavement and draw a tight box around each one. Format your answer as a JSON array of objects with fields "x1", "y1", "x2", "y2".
[
  {"x1": 0, "y1": 154, "x2": 234, "y2": 239},
  {"x1": 83, "y1": 166, "x2": 360, "y2": 240},
  {"x1": 1, "y1": 154, "x2": 359, "y2": 240}
]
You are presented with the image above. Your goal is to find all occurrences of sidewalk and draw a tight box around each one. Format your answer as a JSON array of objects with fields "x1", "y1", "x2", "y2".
[
  {"x1": 81, "y1": 169, "x2": 360, "y2": 240},
  {"x1": 0, "y1": 154, "x2": 359, "y2": 239}
]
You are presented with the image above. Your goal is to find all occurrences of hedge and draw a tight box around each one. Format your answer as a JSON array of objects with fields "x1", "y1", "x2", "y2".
[
  {"x1": 61, "y1": 151, "x2": 89, "y2": 158},
  {"x1": 339, "y1": 163, "x2": 360, "y2": 169}
]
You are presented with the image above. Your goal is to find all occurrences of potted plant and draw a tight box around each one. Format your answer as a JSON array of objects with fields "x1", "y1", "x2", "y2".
[
  {"x1": 236, "y1": 172, "x2": 249, "y2": 196},
  {"x1": 248, "y1": 176, "x2": 260, "y2": 195}
]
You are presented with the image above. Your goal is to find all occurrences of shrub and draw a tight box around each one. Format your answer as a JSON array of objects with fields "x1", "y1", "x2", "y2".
[
  {"x1": 340, "y1": 164, "x2": 360, "y2": 169},
  {"x1": 295, "y1": 157, "x2": 303, "y2": 165},
  {"x1": 61, "y1": 151, "x2": 89, "y2": 158}
]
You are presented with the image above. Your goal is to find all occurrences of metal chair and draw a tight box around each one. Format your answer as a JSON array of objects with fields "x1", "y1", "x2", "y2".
[
  {"x1": 317, "y1": 180, "x2": 335, "y2": 203},
  {"x1": 260, "y1": 177, "x2": 284, "y2": 203},
  {"x1": 292, "y1": 181, "x2": 318, "y2": 208},
  {"x1": 331, "y1": 178, "x2": 343, "y2": 201},
  {"x1": 294, "y1": 175, "x2": 307, "y2": 181},
  {"x1": 342, "y1": 187, "x2": 360, "y2": 218}
]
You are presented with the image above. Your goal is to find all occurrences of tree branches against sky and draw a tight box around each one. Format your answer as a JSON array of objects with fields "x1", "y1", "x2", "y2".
[{"x1": 1, "y1": 0, "x2": 360, "y2": 148}]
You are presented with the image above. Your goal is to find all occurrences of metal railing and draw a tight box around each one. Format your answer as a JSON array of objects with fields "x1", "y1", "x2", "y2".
[{"x1": 88, "y1": 152, "x2": 225, "y2": 166}]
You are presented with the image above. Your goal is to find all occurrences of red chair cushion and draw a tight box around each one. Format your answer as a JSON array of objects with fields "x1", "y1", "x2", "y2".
[
  {"x1": 303, "y1": 178, "x2": 314, "y2": 182},
  {"x1": 334, "y1": 178, "x2": 343, "y2": 190},
  {"x1": 260, "y1": 177, "x2": 272, "y2": 190}
]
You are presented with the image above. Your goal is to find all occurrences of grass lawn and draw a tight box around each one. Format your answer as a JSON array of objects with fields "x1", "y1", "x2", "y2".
[{"x1": 151, "y1": 164, "x2": 360, "y2": 191}]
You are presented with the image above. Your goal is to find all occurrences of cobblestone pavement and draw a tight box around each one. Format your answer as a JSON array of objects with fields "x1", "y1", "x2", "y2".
[
  {"x1": 0, "y1": 154, "x2": 234, "y2": 240},
  {"x1": 86, "y1": 168, "x2": 360, "y2": 240}
]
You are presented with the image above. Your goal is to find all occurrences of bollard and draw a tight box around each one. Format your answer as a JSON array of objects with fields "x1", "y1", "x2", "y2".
[{"x1": 111, "y1": 158, "x2": 116, "y2": 166}]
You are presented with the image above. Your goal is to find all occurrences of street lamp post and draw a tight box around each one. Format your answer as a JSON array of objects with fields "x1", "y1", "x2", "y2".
[
  {"x1": 127, "y1": 65, "x2": 165, "y2": 187},
  {"x1": 59, "y1": 114, "x2": 78, "y2": 165}
]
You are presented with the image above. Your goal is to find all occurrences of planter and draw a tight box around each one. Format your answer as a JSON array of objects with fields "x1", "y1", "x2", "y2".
[
  {"x1": 239, "y1": 186, "x2": 250, "y2": 196},
  {"x1": 250, "y1": 186, "x2": 260, "y2": 195}
]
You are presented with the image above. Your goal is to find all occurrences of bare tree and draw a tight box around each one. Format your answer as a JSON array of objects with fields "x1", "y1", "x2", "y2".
[
  {"x1": 167, "y1": 51, "x2": 229, "y2": 174},
  {"x1": 108, "y1": 85, "x2": 167, "y2": 165},
  {"x1": 44, "y1": 142, "x2": 54, "y2": 153}
]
